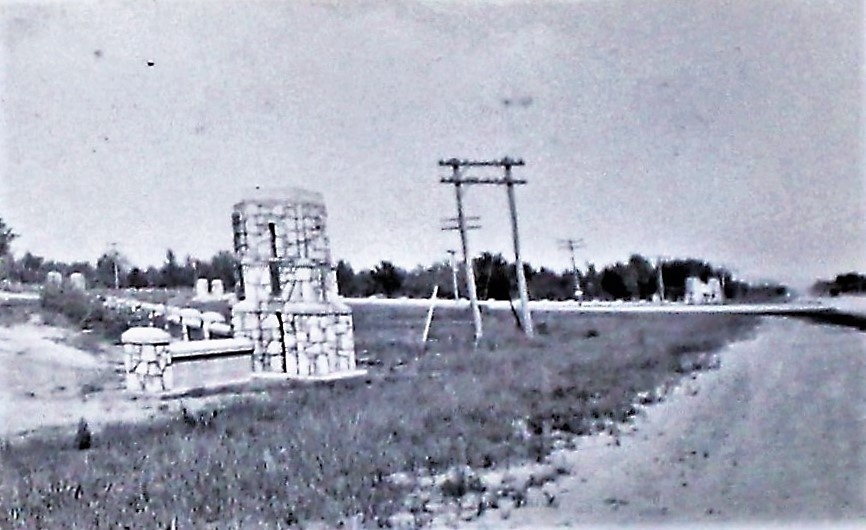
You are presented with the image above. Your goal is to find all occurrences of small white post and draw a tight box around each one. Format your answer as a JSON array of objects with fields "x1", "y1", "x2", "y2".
[{"x1": 421, "y1": 284, "x2": 439, "y2": 345}]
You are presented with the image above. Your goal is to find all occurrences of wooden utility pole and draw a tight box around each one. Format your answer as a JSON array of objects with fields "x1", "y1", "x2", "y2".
[
  {"x1": 558, "y1": 238, "x2": 584, "y2": 297},
  {"x1": 502, "y1": 159, "x2": 533, "y2": 337},
  {"x1": 439, "y1": 157, "x2": 533, "y2": 338},
  {"x1": 442, "y1": 219, "x2": 481, "y2": 306},
  {"x1": 446, "y1": 250, "x2": 460, "y2": 302},
  {"x1": 108, "y1": 242, "x2": 121, "y2": 289},
  {"x1": 439, "y1": 162, "x2": 483, "y2": 343}
]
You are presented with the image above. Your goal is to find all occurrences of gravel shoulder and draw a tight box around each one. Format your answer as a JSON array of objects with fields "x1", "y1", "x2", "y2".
[{"x1": 453, "y1": 317, "x2": 866, "y2": 528}]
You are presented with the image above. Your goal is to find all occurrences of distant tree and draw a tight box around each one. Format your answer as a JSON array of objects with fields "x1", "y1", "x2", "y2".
[
  {"x1": 474, "y1": 252, "x2": 512, "y2": 300},
  {"x1": 0, "y1": 217, "x2": 16, "y2": 256},
  {"x1": 144, "y1": 266, "x2": 161, "y2": 288},
  {"x1": 600, "y1": 267, "x2": 629, "y2": 300},
  {"x1": 429, "y1": 260, "x2": 460, "y2": 299},
  {"x1": 190, "y1": 258, "x2": 212, "y2": 283},
  {"x1": 527, "y1": 266, "x2": 573, "y2": 300},
  {"x1": 19, "y1": 252, "x2": 48, "y2": 284},
  {"x1": 401, "y1": 261, "x2": 455, "y2": 298},
  {"x1": 628, "y1": 254, "x2": 658, "y2": 300},
  {"x1": 810, "y1": 280, "x2": 835, "y2": 297},
  {"x1": 354, "y1": 269, "x2": 376, "y2": 297},
  {"x1": 179, "y1": 256, "x2": 197, "y2": 287},
  {"x1": 159, "y1": 249, "x2": 186, "y2": 288},
  {"x1": 96, "y1": 252, "x2": 125, "y2": 288},
  {"x1": 370, "y1": 261, "x2": 405, "y2": 297},
  {"x1": 209, "y1": 251, "x2": 238, "y2": 290},
  {"x1": 336, "y1": 260, "x2": 358, "y2": 297},
  {"x1": 835, "y1": 272, "x2": 866, "y2": 293},
  {"x1": 127, "y1": 267, "x2": 148, "y2": 288},
  {"x1": 580, "y1": 263, "x2": 603, "y2": 300}
]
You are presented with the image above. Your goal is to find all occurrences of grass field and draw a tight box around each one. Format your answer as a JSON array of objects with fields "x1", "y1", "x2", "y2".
[{"x1": 0, "y1": 302, "x2": 757, "y2": 528}]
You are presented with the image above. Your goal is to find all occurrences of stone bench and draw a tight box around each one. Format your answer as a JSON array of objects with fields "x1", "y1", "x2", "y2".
[{"x1": 122, "y1": 327, "x2": 254, "y2": 393}]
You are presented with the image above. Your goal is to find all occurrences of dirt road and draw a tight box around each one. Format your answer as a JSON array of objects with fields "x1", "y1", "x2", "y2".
[
  {"x1": 457, "y1": 317, "x2": 866, "y2": 527},
  {"x1": 0, "y1": 322, "x2": 172, "y2": 439}
]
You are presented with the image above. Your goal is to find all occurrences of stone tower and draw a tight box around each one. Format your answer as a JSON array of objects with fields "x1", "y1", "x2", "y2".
[{"x1": 230, "y1": 187, "x2": 357, "y2": 378}]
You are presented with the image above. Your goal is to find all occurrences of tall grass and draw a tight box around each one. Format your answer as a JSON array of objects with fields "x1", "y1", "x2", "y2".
[{"x1": 0, "y1": 306, "x2": 757, "y2": 528}]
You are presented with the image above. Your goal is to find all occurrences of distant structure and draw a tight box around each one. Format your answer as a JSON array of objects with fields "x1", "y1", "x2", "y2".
[
  {"x1": 230, "y1": 187, "x2": 357, "y2": 377},
  {"x1": 685, "y1": 276, "x2": 724, "y2": 304}
]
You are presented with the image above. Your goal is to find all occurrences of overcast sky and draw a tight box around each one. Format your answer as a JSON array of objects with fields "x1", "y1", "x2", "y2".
[{"x1": 1, "y1": 0, "x2": 863, "y2": 289}]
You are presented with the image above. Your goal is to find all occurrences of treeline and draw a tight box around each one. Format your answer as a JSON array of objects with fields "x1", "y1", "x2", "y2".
[
  {"x1": 811, "y1": 272, "x2": 866, "y2": 296},
  {"x1": 1, "y1": 246, "x2": 788, "y2": 302},
  {"x1": 0, "y1": 249, "x2": 237, "y2": 291},
  {"x1": 337, "y1": 252, "x2": 787, "y2": 302},
  {"x1": 1, "y1": 211, "x2": 787, "y2": 303}
]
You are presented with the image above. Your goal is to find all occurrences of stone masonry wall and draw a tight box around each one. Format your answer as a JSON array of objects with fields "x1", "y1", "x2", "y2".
[
  {"x1": 231, "y1": 187, "x2": 357, "y2": 378},
  {"x1": 231, "y1": 305, "x2": 356, "y2": 376},
  {"x1": 124, "y1": 340, "x2": 173, "y2": 392}
]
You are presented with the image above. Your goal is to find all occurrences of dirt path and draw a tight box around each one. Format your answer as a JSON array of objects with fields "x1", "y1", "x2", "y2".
[
  {"x1": 453, "y1": 317, "x2": 866, "y2": 527},
  {"x1": 0, "y1": 322, "x2": 172, "y2": 439}
]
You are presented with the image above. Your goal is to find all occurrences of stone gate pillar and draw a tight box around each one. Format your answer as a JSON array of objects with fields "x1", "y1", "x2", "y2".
[{"x1": 230, "y1": 187, "x2": 358, "y2": 379}]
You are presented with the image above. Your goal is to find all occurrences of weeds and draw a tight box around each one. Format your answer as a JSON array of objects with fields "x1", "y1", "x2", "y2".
[{"x1": 0, "y1": 306, "x2": 757, "y2": 528}]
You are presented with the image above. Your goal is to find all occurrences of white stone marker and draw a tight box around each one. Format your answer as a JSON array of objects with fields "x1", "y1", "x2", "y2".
[
  {"x1": 195, "y1": 278, "x2": 210, "y2": 299},
  {"x1": 211, "y1": 279, "x2": 225, "y2": 297},
  {"x1": 69, "y1": 272, "x2": 86, "y2": 291},
  {"x1": 45, "y1": 271, "x2": 62, "y2": 289}
]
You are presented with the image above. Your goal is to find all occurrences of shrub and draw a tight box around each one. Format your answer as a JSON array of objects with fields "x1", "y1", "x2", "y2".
[
  {"x1": 74, "y1": 419, "x2": 92, "y2": 451},
  {"x1": 40, "y1": 287, "x2": 149, "y2": 342}
]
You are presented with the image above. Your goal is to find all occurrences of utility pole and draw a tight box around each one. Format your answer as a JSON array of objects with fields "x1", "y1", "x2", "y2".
[
  {"x1": 439, "y1": 157, "x2": 533, "y2": 338},
  {"x1": 442, "y1": 220, "x2": 481, "y2": 305},
  {"x1": 503, "y1": 158, "x2": 533, "y2": 337},
  {"x1": 446, "y1": 250, "x2": 460, "y2": 302},
  {"x1": 558, "y1": 238, "x2": 584, "y2": 298},
  {"x1": 108, "y1": 242, "x2": 120, "y2": 289},
  {"x1": 657, "y1": 256, "x2": 666, "y2": 302},
  {"x1": 439, "y1": 160, "x2": 483, "y2": 343}
]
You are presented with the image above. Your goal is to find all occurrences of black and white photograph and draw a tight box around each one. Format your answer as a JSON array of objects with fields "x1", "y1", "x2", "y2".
[{"x1": 0, "y1": 0, "x2": 863, "y2": 528}]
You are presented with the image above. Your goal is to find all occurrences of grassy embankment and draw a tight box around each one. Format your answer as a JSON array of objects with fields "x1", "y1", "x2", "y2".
[{"x1": 0, "y1": 300, "x2": 757, "y2": 528}]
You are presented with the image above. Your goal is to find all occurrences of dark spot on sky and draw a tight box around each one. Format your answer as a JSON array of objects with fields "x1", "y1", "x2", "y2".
[
  {"x1": 93, "y1": 49, "x2": 103, "y2": 59},
  {"x1": 502, "y1": 96, "x2": 533, "y2": 108},
  {"x1": 146, "y1": 61, "x2": 155, "y2": 67}
]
